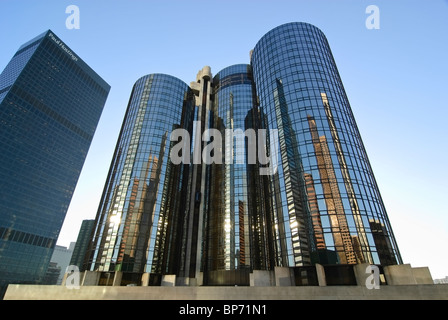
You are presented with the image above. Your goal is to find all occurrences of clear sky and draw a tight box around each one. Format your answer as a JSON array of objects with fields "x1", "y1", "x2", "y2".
[{"x1": 1, "y1": 0, "x2": 447, "y2": 279}]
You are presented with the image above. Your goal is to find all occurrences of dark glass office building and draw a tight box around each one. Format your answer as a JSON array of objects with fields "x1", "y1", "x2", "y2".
[
  {"x1": 69, "y1": 219, "x2": 95, "y2": 271},
  {"x1": 0, "y1": 30, "x2": 110, "y2": 295},
  {"x1": 84, "y1": 22, "x2": 401, "y2": 286}
]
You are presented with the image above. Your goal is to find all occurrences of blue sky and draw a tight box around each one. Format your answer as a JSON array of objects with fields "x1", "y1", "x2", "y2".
[{"x1": 1, "y1": 0, "x2": 447, "y2": 279}]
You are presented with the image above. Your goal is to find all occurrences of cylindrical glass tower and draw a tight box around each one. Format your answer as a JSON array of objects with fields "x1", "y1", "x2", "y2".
[
  {"x1": 204, "y1": 64, "x2": 257, "y2": 273},
  {"x1": 85, "y1": 74, "x2": 194, "y2": 275},
  {"x1": 84, "y1": 22, "x2": 402, "y2": 287},
  {"x1": 251, "y1": 22, "x2": 402, "y2": 267}
]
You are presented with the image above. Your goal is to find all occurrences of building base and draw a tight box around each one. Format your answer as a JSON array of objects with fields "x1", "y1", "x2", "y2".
[
  {"x1": 6, "y1": 263, "x2": 445, "y2": 300},
  {"x1": 4, "y1": 284, "x2": 448, "y2": 300}
]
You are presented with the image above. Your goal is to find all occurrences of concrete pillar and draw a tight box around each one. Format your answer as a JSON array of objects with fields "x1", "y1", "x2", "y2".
[
  {"x1": 250, "y1": 270, "x2": 275, "y2": 286},
  {"x1": 141, "y1": 273, "x2": 150, "y2": 286},
  {"x1": 81, "y1": 271, "x2": 100, "y2": 286},
  {"x1": 274, "y1": 267, "x2": 294, "y2": 286},
  {"x1": 61, "y1": 266, "x2": 81, "y2": 287},
  {"x1": 315, "y1": 264, "x2": 326, "y2": 286},
  {"x1": 186, "y1": 273, "x2": 203, "y2": 287},
  {"x1": 412, "y1": 267, "x2": 434, "y2": 284},
  {"x1": 384, "y1": 264, "x2": 417, "y2": 285},
  {"x1": 176, "y1": 277, "x2": 190, "y2": 286},
  {"x1": 353, "y1": 263, "x2": 371, "y2": 286},
  {"x1": 61, "y1": 271, "x2": 81, "y2": 288},
  {"x1": 61, "y1": 272, "x2": 68, "y2": 286},
  {"x1": 161, "y1": 274, "x2": 176, "y2": 286},
  {"x1": 112, "y1": 271, "x2": 122, "y2": 286},
  {"x1": 196, "y1": 272, "x2": 204, "y2": 286}
]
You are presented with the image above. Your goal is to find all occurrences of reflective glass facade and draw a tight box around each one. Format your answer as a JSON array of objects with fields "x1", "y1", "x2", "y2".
[
  {"x1": 85, "y1": 22, "x2": 401, "y2": 286},
  {"x1": 251, "y1": 22, "x2": 401, "y2": 267},
  {"x1": 86, "y1": 74, "x2": 195, "y2": 274},
  {"x1": 204, "y1": 64, "x2": 257, "y2": 271},
  {"x1": 0, "y1": 30, "x2": 110, "y2": 295},
  {"x1": 69, "y1": 219, "x2": 95, "y2": 271}
]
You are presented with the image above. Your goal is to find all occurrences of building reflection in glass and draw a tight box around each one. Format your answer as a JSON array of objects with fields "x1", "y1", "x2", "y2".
[
  {"x1": 251, "y1": 22, "x2": 401, "y2": 267},
  {"x1": 85, "y1": 74, "x2": 195, "y2": 274},
  {"x1": 205, "y1": 64, "x2": 255, "y2": 272},
  {"x1": 85, "y1": 22, "x2": 402, "y2": 285}
]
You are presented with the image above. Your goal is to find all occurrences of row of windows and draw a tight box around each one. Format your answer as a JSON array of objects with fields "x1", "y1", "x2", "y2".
[
  {"x1": 1, "y1": 99, "x2": 90, "y2": 150},
  {"x1": 39, "y1": 37, "x2": 109, "y2": 95},
  {"x1": 16, "y1": 59, "x2": 105, "y2": 133},
  {"x1": 0, "y1": 227, "x2": 55, "y2": 249},
  {"x1": 253, "y1": 47, "x2": 334, "y2": 68},
  {"x1": 253, "y1": 23, "x2": 328, "y2": 56},
  {"x1": 135, "y1": 74, "x2": 189, "y2": 94},
  {"x1": 214, "y1": 72, "x2": 253, "y2": 91},
  {"x1": 7, "y1": 86, "x2": 93, "y2": 141},
  {"x1": 0, "y1": 43, "x2": 40, "y2": 91}
]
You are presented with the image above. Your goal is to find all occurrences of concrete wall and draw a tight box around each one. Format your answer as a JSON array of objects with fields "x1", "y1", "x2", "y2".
[
  {"x1": 383, "y1": 264, "x2": 433, "y2": 285},
  {"x1": 412, "y1": 267, "x2": 434, "y2": 285},
  {"x1": 61, "y1": 263, "x2": 435, "y2": 288},
  {"x1": 161, "y1": 275, "x2": 176, "y2": 287},
  {"x1": 5, "y1": 284, "x2": 448, "y2": 300},
  {"x1": 5, "y1": 263, "x2": 446, "y2": 300},
  {"x1": 274, "y1": 267, "x2": 295, "y2": 286},
  {"x1": 81, "y1": 271, "x2": 100, "y2": 286},
  {"x1": 250, "y1": 270, "x2": 275, "y2": 286}
]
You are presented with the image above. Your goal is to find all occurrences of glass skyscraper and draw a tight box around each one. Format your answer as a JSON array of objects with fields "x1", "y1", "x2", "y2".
[
  {"x1": 250, "y1": 22, "x2": 401, "y2": 267},
  {"x1": 205, "y1": 64, "x2": 256, "y2": 273},
  {"x1": 85, "y1": 22, "x2": 401, "y2": 286},
  {"x1": 0, "y1": 30, "x2": 110, "y2": 295},
  {"x1": 69, "y1": 219, "x2": 96, "y2": 271},
  {"x1": 86, "y1": 74, "x2": 195, "y2": 279}
]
